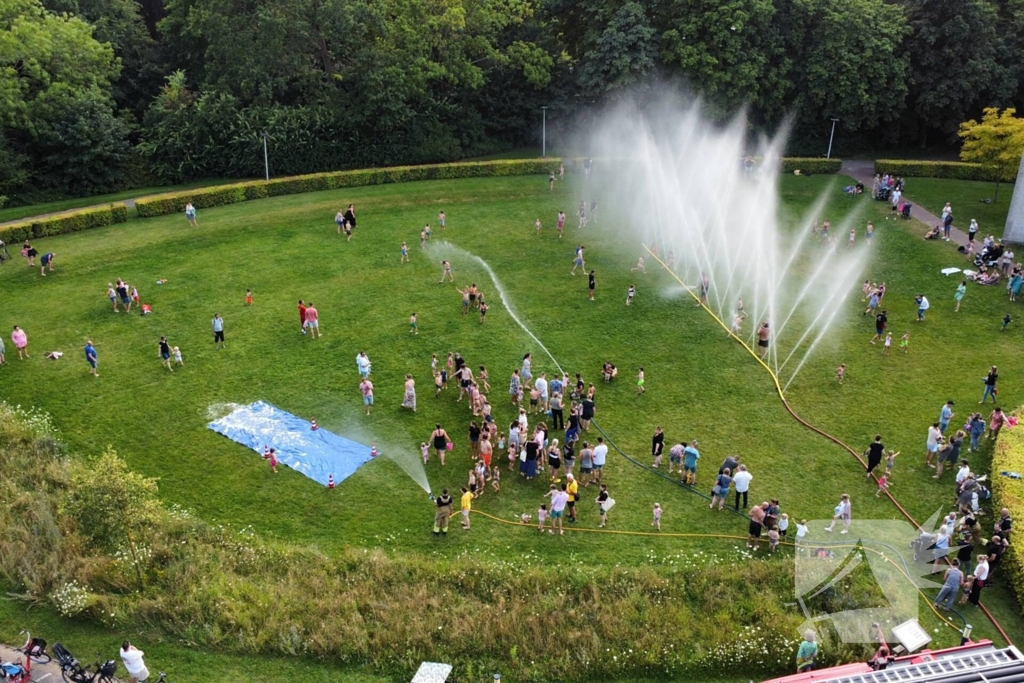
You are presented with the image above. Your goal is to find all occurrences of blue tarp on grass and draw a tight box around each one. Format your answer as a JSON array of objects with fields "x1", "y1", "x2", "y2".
[{"x1": 208, "y1": 401, "x2": 373, "y2": 486}]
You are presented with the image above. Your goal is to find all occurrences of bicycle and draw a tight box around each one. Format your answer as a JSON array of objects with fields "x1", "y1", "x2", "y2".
[
  {"x1": 15, "y1": 630, "x2": 50, "y2": 664},
  {"x1": 52, "y1": 643, "x2": 117, "y2": 683}
]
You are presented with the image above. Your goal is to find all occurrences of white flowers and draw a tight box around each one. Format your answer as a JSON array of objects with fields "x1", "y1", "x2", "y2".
[{"x1": 52, "y1": 580, "x2": 89, "y2": 617}]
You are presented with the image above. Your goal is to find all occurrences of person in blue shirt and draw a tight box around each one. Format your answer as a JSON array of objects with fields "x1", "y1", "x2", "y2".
[
  {"x1": 682, "y1": 440, "x2": 700, "y2": 485},
  {"x1": 85, "y1": 341, "x2": 98, "y2": 377},
  {"x1": 939, "y1": 400, "x2": 955, "y2": 433}
]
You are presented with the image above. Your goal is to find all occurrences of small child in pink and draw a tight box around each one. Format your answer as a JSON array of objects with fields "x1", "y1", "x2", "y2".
[
  {"x1": 875, "y1": 473, "x2": 890, "y2": 497},
  {"x1": 537, "y1": 504, "x2": 548, "y2": 532}
]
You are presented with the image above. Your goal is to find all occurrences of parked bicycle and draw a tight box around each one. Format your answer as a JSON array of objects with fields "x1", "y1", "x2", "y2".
[
  {"x1": 53, "y1": 643, "x2": 117, "y2": 683},
  {"x1": 16, "y1": 630, "x2": 51, "y2": 664}
]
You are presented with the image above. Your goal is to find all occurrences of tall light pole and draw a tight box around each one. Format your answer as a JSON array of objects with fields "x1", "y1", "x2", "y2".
[
  {"x1": 826, "y1": 118, "x2": 839, "y2": 159},
  {"x1": 261, "y1": 130, "x2": 270, "y2": 181},
  {"x1": 541, "y1": 106, "x2": 548, "y2": 158}
]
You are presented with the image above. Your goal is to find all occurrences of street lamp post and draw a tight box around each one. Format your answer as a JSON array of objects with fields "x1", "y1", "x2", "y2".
[
  {"x1": 262, "y1": 130, "x2": 270, "y2": 181},
  {"x1": 826, "y1": 118, "x2": 839, "y2": 159},
  {"x1": 541, "y1": 106, "x2": 548, "y2": 158}
]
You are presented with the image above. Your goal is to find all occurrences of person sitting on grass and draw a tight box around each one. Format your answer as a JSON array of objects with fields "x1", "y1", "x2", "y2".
[{"x1": 924, "y1": 226, "x2": 941, "y2": 240}]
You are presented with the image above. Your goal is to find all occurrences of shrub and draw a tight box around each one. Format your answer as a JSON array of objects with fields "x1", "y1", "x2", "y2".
[
  {"x1": 780, "y1": 158, "x2": 843, "y2": 174},
  {"x1": 992, "y1": 408, "x2": 1024, "y2": 606},
  {"x1": 135, "y1": 159, "x2": 560, "y2": 217},
  {"x1": 873, "y1": 159, "x2": 1013, "y2": 182},
  {"x1": 0, "y1": 203, "x2": 129, "y2": 244}
]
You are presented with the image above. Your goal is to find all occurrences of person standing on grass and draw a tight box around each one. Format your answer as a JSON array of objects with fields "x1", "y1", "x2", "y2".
[
  {"x1": 304, "y1": 303, "x2": 319, "y2": 339},
  {"x1": 955, "y1": 281, "x2": 967, "y2": 311},
  {"x1": 595, "y1": 483, "x2": 610, "y2": 527},
  {"x1": 158, "y1": 336, "x2": 173, "y2": 372},
  {"x1": 934, "y1": 559, "x2": 963, "y2": 611},
  {"x1": 401, "y1": 374, "x2": 416, "y2": 412},
  {"x1": 864, "y1": 435, "x2": 885, "y2": 478},
  {"x1": 460, "y1": 486, "x2": 472, "y2": 530},
  {"x1": 796, "y1": 630, "x2": 818, "y2": 673},
  {"x1": 549, "y1": 484, "x2": 568, "y2": 534},
  {"x1": 651, "y1": 426, "x2": 664, "y2": 468},
  {"x1": 117, "y1": 280, "x2": 132, "y2": 313},
  {"x1": 356, "y1": 351, "x2": 372, "y2": 378},
  {"x1": 120, "y1": 641, "x2": 149, "y2": 683},
  {"x1": 981, "y1": 366, "x2": 998, "y2": 403},
  {"x1": 824, "y1": 493, "x2": 851, "y2": 533},
  {"x1": 11, "y1": 326, "x2": 28, "y2": 360},
  {"x1": 682, "y1": 440, "x2": 700, "y2": 485},
  {"x1": 926, "y1": 422, "x2": 941, "y2": 468},
  {"x1": 915, "y1": 294, "x2": 929, "y2": 321},
  {"x1": 0, "y1": 334, "x2": 5, "y2": 365},
  {"x1": 185, "y1": 202, "x2": 198, "y2": 226},
  {"x1": 84, "y1": 340, "x2": 98, "y2": 377},
  {"x1": 592, "y1": 437, "x2": 608, "y2": 483},
  {"x1": 757, "y1": 322, "x2": 770, "y2": 358},
  {"x1": 939, "y1": 400, "x2": 955, "y2": 434},
  {"x1": 39, "y1": 252, "x2": 54, "y2": 276},
  {"x1": 733, "y1": 464, "x2": 752, "y2": 510},
  {"x1": 433, "y1": 488, "x2": 453, "y2": 535},
  {"x1": 557, "y1": 211, "x2": 565, "y2": 237},
  {"x1": 709, "y1": 468, "x2": 732, "y2": 511},
  {"x1": 359, "y1": 377, "x2": 373, "y2": 415},
  {"x1": 439, "y1": 260, "x2": 454, "y2": 283},
  {"x1": 989, "y1": 407, "x2": 1005, "y2": 440},
  {"x1": 746, "y1": 499, "x2": 766, "y2": 548},
  {"x1": 969, "y1": 554, "x2": 989, "y2": 605},
  {"x1": 438, "y1": 211, "x2": 446, "y2": 229},
  {"x1": 297, "y1": 300, "x2": 307, "y2": 334},
  {"x1": 212, "y1": 313, "x2": 225, "y2": 348},
  {"x1": 571, "y1": 245, "x2": 585, "y2": 275}
]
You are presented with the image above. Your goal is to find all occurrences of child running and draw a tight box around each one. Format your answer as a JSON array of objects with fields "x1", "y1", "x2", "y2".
[
  {"x1": 884, "y1": 449, "x2": 899, "y2": 480},
  {"x1": 632, "y1": 257, "x2": 646, "y2": 273},
  {"x1": 636, "y1": 367, "x2": 645, "y2": 394},
  {"x1": 172, "y1": 346, "x2": 183, "y2": 366},
  {"x1": 836, "y1": 364, "x2": 846, "y2": 384},
  {"x1": 626, "y1": 284, "x2": 636, "y2": 306},
  {"x1": 409, "y1": 312, "x2": 418, "y2": 334},
  {"x1": 556, "y1": 211, "x2": 565, "y2": 238},
  {"x1": 883, "y1": 332, "x2": 892, "y2": 353},
  {"x1": 875, "y1": 473, "x2": 890, "y2": 497},
  {"x1": 900, "y1": 331, "x2": 910, "y2": 353},
  {"x1": 652, "y1": 502, "x2": 662, "y2": 531},
  {"x1": 421, "y1": 442, "x2": 430, "y2": 464}
]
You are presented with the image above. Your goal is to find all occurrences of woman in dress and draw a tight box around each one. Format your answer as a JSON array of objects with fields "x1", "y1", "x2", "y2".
[
  {"x1": 521, "y1": 353, "x2": 533, "y2": 386},
  {"x1": 401, "y1": 374, "x2": 417, "y2": 412},
  {"x1": 343, "y1": 204, "x2": 356, "y2": 230},
  {"x1": 509, "y1": 369, "x2": 521, "y2": 405},
  {"x1": 547, "y1": 438, "x2": 561, "y2": 480},
  {"x1": 522, "y1": 438, "x2": 539, "y2": 479},
  {"x1": 11, "y1": 325, "x2": 28, "y2": 360},
  {"x1": 431, "y1": 424, "x2": 449, "y2": 466}
]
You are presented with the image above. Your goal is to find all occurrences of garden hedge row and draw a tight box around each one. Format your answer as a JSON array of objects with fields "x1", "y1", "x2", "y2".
[
  {"x1": 135, "y1": 159, "x2": 560, "y2": 217},
  {"x1": 992, "y1": 408, "x2": 1024, "y2": 607},
  {"x1": 874, "y1": 159, "x2": 1014, "y2": 182},
  {"x1": 780, "y1": 157, "x2": 842, "y2": 174},
  {"x1": 0, "y1": 203, "x2": 129, "y2": 244}
]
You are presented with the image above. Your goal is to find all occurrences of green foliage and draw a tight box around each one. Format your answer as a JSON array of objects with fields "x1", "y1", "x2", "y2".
[
  {"x1": 874, "y1": 159, "x2": 1012, "y2": 182},
  {"x1": 959, "y1": 107, "x2": 1024, "y2": 201},
  {"x1": 135, "y1": 159, "x2": 557, "y2": 216},
  {"x1": 577, "y1": 2, "x2": 657, "y2": 97},
  {"x1": 992, "y1": 409, "x2": 1024, "y2": 611},
  {"x1": 779, "y1": 157, "x2": 842, "y2": 174},
  {"x1": 0, "y1": 203, "x2": 129, "y2": 243}
]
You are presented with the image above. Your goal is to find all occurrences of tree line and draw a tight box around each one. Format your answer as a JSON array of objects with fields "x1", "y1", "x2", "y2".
[{"x1": 2, "y1": 0, "x2": 1023, "y2": 202}]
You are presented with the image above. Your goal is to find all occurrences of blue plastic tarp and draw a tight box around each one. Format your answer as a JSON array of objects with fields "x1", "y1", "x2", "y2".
[{"x1": 208, "y1": 401, "x2": 373, "y2": 486}]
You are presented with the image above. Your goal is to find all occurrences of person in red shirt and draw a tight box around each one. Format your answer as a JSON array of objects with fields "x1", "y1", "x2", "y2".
[{"x1": 298, "y1": 299, "x2": 307, "y2": 334}]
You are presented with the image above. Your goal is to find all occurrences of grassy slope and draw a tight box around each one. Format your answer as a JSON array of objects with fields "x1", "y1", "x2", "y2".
[
  {"x1": 902, "y1": 177, "x2": 1014, "y2": 234},
  {"x1": 0, "y1": 173, "x2": 1021, "y2": 676}
]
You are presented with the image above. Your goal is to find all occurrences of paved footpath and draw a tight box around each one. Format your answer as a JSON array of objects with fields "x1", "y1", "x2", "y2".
[
  {"x1": 841, "y1": 160, "x2": 969, "y2": 247},
  {"x1": 0, "y1": 199, "x2": 138, "y2": 229},
  {"x1": 0, "y1": 642, "x2": 126, "y2": 683}
]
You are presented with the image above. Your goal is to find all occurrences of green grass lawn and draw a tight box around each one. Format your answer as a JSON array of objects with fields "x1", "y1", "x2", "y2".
[
  {"x1": 902, "y1": 177, "x2": 1014, "y2": 233},
  {"x1": 0, "y1": 179, "x2": 239, "y2": 224},
  {"x1": 1, "y1": 173, "x2": 1022, "y2": 680}
]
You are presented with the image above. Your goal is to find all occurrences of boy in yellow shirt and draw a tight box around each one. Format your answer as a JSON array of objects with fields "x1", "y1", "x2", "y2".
[{"x1": 461, "y1": 486, "x2": 473, "y2": 530}]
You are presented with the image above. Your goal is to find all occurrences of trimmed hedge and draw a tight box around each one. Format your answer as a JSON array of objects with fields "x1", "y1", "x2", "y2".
[
  {"x1": 0, "y1": 203, "x2": 128, "y2": 244},
  {"x1": 780, "y1": 157, "x2": 843, "y2": 174},
  {"x1": 874, "y1": 159, "x2": 1014, "y2": 182},
  {"x1": 135, "y1": 159, "x2": 560, "y2": 217},
  {"x1": 992, "y1": 408, "x2": 1024, "y2": 607}
]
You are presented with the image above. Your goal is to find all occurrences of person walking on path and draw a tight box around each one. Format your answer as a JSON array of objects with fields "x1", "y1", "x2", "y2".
[
  {"x1": 955, "y1": 281, "x2": 967, "y2": 311},
  {"x1": 980, "y1": 366, "x2": 998, "y2": 403},
  {"x1": 11, "y1": 326, "x2": 28, "y2": 360},
  {"x1": 304, "y1": 302, "x2": 320, "y2": 339},
  {"x1": 733, "y1": 464, "x2": 752, "y2": 510},
  {"x1": 934, "y1": 560, "x2": 964, "y2": 611},
  {"x1": 85, "y1": 340, "x2": 98, "y2": 377},
  {"x1": 824, "y1": 494, "x2": 852, "y2": 533},
  {"x1": 120, "y1": 641, "x2": 149, "y2": 683},
  {"x1": 212, "y1": 313, "x2": 225, "y2": 348},
  {"x1": 431, "y1": 424, "x2": 450, "y2": 465},
  {"x1": 943, "y1": 207, "x2": 955, "y2": 241},
  {"x1": 433, "y1": 488, "x2": 453, "y2": 535},
  {"x1": 865, "y1": 435, "x2": 885, "y2": 478}
]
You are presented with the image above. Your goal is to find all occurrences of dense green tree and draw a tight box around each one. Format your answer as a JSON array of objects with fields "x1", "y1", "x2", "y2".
[
  {"x1": 901, "y1": 0, "x2": 1015, "y2": 144},
  {"x1": 576, "y1": 2, "x2": 657, "y2": 97}
]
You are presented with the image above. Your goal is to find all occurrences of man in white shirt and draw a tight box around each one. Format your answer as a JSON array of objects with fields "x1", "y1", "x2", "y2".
[
  {"x1": 956, "y1": 461, "x2": 971, "y2": 485},
  {"x1": 732, "y1": 464, "x2": 753, "y2": 510},
  {"x1": 120, "y1": 641, "x2": 149, "y2": 683},
  {"x1": 592, "y1": 437, "x2": 608, "y2": 482},
  {"x1": 970, "y1": 555, "x2": 989, "y2": 605},
  {"x1": 534, "y1": 372, "x2": 549, "y2": 411},
  {"x1": 356, "y1": 351, "x2": 372, "y2": 378},
  {"x1": 926, "y1": 423, "x2": 941, "y2": 468}
]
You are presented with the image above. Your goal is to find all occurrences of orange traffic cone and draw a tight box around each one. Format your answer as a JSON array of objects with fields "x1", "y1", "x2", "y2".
[
  {"x1": 370, "y1": 443, "x2": 379, "y2": 458},
  {"x1": 310, "y1": 417, "x2": 319, "y2": 430},
  {"x1": 263, "y1": 445, "x2": 271, "y2": 459},
  {"x1": 328, "y1": 473, "x2": 335, "y2": 489}
]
